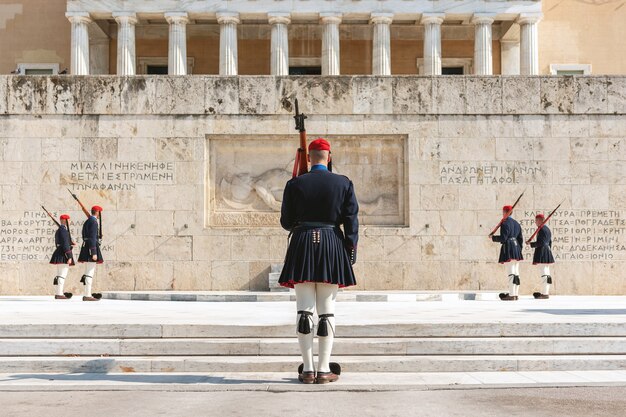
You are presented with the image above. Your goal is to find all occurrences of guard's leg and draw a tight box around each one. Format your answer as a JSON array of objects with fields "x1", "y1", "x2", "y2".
[
  {"x1": 315, "y1": 283, "x2": 338, "y2": 376},
  {"x1": 295, "y1": 282, "x2": 316, "y2": 375},
  {"x1": 542, "y1": 265, "x2": 551, "y2": 295},
  {"x1": 82, "y1": 262, "x2": 98, "y2": 301},
  {"x1": 54, "y1": 264, "x2": 70, "y2": 298},
  {"x1": 512, "y1": 261, "x2": 521, "y2": 297}
]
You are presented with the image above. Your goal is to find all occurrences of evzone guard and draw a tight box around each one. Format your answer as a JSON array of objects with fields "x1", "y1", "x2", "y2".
[
  {"x1": 69, "y1": 190, "x2": 104, "y2": 301},
  {"x1": 528, "y1": 213, "x2": 555, "y2": 299},
  {"x1": 43, "y1": 206, "x2": 75, "y2": 300},
  {"x1": 490, "y1": 204, "x2": 524, "y2": 301},
  {"x1": 279, "y1": 101, "x2": 359, "y2": 384}
]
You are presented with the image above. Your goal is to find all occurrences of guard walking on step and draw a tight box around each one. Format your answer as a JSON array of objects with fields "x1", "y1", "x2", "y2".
[
  {"x1": 279, "y1": 138, "x2": 359, "y2": 384},
  {"x1": 529, "y1": 213, "x2": 555, "y2": 299},
  {"x1": 49, "y1": 214, "x2": 75, "y2": 300},
  {"x1": 491, "y1": 205, "x2": 524, "y2": 301},
  {"x1": 77, "y1": 205, "x2": 104, "y2": 302}
]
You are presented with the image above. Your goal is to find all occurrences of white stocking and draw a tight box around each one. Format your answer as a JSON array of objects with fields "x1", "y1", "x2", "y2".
[
  {"x1": 316, "y1": 283, "x2": 338, "y2": 373},
  {"x1": 56, "y1": 265, "x2": 69, "y2": 296},
  {"x1": 295, "y1": 283, "x2": 316, "y2": 373},
  {"x1": 84, "y1": 262, "x2": 96, "y2": 296},
  {"x1": 542, "y1": 265, "x2": 551, "y2": 295},
  {"x1": 506, "y1": 263, "x2": 516, "y2": 295}
]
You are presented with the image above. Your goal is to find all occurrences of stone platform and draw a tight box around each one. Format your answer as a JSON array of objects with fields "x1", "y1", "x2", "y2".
[{"x1": 0, "y1": 294, "x2": 625, "y2": 381}]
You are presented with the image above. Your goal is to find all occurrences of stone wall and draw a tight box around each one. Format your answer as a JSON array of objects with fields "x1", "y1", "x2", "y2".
[{"x1": 0, "y1": 75, "x2": 624, "y2": 295}]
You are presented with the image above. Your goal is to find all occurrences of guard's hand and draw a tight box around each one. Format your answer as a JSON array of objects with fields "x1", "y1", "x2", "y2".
[
  {"x1": 67, "y1": 259, "x2": 73, "y2": 265},
  {"x1": 92, "y1": 254, "x2": 97, "y2": 261}
]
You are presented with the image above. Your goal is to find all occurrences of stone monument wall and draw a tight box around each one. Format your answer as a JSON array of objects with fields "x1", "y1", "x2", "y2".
[{"x1": 0, "y1": 75, "x2": 624, "y2": 295}]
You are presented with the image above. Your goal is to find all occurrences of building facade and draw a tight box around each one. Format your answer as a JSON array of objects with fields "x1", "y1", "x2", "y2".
[{"x1": 0, "y1": 1, "x2": 624, "y2": 77}]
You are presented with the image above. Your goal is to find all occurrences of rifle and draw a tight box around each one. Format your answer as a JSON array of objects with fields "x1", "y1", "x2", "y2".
[
  {"x1": 526, "y1": 199, "x2": 565, "y2": 245},
  {"x1": 41, "y1": 205, "x2": 61, "y2": 228},
  {"x1": 292, "y1": 98, "x2": 308, "y2": 178},
  {"x1": 488, "y1": 190, "x2": 525, "y2": 237},
  {"x1": 67, "y1": 188, "x2": 90, "y2": 218}
]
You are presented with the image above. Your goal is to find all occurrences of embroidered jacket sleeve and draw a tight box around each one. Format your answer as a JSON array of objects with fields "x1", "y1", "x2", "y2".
[
  {"x1": 83, "y1": 218, "x2": 99, "y2": 256},
  {"x1": 341, "y1": 180, "x2": 359, "y2": 263},
  {"x1": 280, "y1": 180, "x2": 296, "y2": 231}
]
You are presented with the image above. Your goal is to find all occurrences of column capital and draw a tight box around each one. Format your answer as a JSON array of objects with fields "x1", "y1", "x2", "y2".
[
  {"x1": 517, "y1": 13, "x2": 543, "y2": 25},
  {"x1": 217, "y1": 12, "x2": 240, "y2": 25},
  {"x1": 164, "y1": 12, "x2": 189, "y2": 25},
  {"x1": 370, "y1": 13, "x2": 393, "y2": 26},
  {"x1": 268, "y1": 12, "x2": 291, "y2": 25},
  {"x1": 320, "y1": 13, "x2": 342, "y2": 25},
  {"x1": 471, "y1": 13, "x2": 496, "y2": 25},
  {"x1": 65, "y1": 12, "x2": 92, "y2": 24},
  {"x1": 421, "y1": 13, "x2": 445, "y2": 26},
  {"x1": 113, "y1": 12, "x2": 138, "y2": 25}
]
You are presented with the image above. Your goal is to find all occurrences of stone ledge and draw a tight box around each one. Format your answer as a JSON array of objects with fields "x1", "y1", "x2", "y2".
[{"x1": 1, "y1": 75, "x2": 623, "y2": 116}]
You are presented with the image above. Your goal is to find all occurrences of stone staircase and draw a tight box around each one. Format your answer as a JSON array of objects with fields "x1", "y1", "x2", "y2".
[{"x1": 1, "y1": 321, "x2": 625, "y2": 374}]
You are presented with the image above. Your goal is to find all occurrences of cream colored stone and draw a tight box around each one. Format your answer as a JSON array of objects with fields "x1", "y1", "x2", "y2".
[
  {"x1": 154, "y1": 236, "x2": 192, "y2": 261},
  {"x1": 277, "y1": 77, "x2": 353, "y2": 115},
  {"x1": 231, "y1": 236, "x2": 272, "y2": 261},
  {"x1": 117, "y1": 186, "x2": 155, "y2": 210},
  {"x1": 382, "y1": 236, "x2": 421, "y2": 261},
  {"x1": 460, "y1": 236, "x2": 494, "y2": 261},
  {"x1": 574, "y1": 76, "x2": 609, "y2": 114},
  {"x1": 607, "y1": 77, "x2": 626, "y2": 114},
  {"x1": 102, "y1": 261, "x2": 136, "y2": 291},
  {"x1": 549, "y1": 115, "x2": 589, "y2": 138},
  {"x1": 248, "y1": 261, "x2": 271, "y2": 291},
  {"x1": 155, "y1": 185, "x2": 197, "y2": 210},
  {"x1": 239, "y1": 77, "x2": 277, "y2": 115},
  {"x1": 0, "y1": 263, "x2": 20, "y2": 295},
  {"x1": 80, "y1": 77, "x2": 122, "y2": 115},
  {"x1": 502, "y1": 77, "x2": 541, "y2": 114},
  {"x1": 540, "y1": 77, "x2": 575, "y2": 114},
  {"x1": 172, "y1": 261, "x2": 212, "y2": 290},
  {"x1": 465, "y1": 77, "x2": 502, "y2": 114},
  {"x1": 592, "y1": 262, "x2": 626, "y2": 295},
  {"x1": 353, "y1": 261, "x2": 403, "y2": 291},
  {"x1": 552, "y1": 262, "x2": 594, "y2": 295},
  {"x1": 403, "y1": 261, "x2": 442, "y2": 290},
  {"x1": 193, "y1": 235, "x2": 232, "y2": 261},
  {"x1": 46, "y1": 77, "x2": 81, "y2": 114},
  {"x1": 572, "y1": 185, "x2": 609, "y2": 209},
  {"x1": 552, "y1": 162, "x2": 591, "y2": 185},
  {"x1": 0, "y1": 162, "x2": 22, "y2": 185},
  {"x1": 420, "y1": 185, "x2": 458, "y2": 210},
  {"x1": 133, "y1": 261, "x2": 174, "y2": 290},
  {"x1": 588, "y1": 115, "x2": 626, "y2": 138},
  {"x1": 533, "y1": 138, "x2": 571, "y2": 161},
  {"x1": 352, "y1": 77, "x2": 392, "y2": 114},
  {"x1": 156, "y1": 77, "x2": 205, "y2": 115},
  {"x1": 1, "y1": 185, "x2": 39, "y2": 210},
  {"x1": 434, "y1": 77, "x2": 466, "y2": 114},
  {"x1": 2, "y1": 137, "x2": 41, "y2": 161},
  {"x1": 409, "y1": 210, "x2": 441, "y2": 235},
  {"x1": 420, "y1": 236, "x2": 459, "y2": 261},
  {"x1": 530, "y1": 185, "x2": 568, "y2": 208},
  {"x1": 8, "y1": 77, "x2": 47, "y2": 114},
  {"x1": 496, "y1": 137, "x2": 534, "y2": 161},
  {"x1": 80, "y1": 137, "x2": 118, "y2": 160},
  {"x1": 41, "y1": 137, "x2": 80, "y2": 161},
  {"x1": 120, "y1": 77, "x2": 157, "y2": 114},
  {"x1": 0, "y1": 77, "x2": 7, "y2": 115},
  {"x1": 608, "y1": 138, "x2": 625, "y2": 160},
  {"x1": 134, "y1": 210, "x2": 173, "y2": 236},
  {"x1": 115, "y1": 235, "x2": 155, "y2": 261},
  {"x1": 589, "y1": 161, "x2": 625, "y2": 185},
  {"x1": 609, "y1": 185, "x2": 626, "y2": 208},
  {"x1": 211, "y1": 261, "x2": 250, "y2": 290},
  {"x1": 570, "y1": 137, "x2": 608, "y2": 160},
  {"x1": 117, "y1": 138, "x2": 156, "y2": 161},
  {"x1": 156, "y1": 138, "x2": 195, "y2": 161},
  {"x1": 458, "y1": 186, "x2": 496, "y2": 211},
  {"x1": 392, "y1": 77, "x2": 433, "y2": 114}
]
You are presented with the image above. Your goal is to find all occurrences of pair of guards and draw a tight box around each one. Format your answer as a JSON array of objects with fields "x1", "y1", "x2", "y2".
[
  {"x1": 491, "y1": 206, "x2": 555, "y2": 301},
  {"x1": 49, "y1": 206, "x2": 104, "y2": 301}
]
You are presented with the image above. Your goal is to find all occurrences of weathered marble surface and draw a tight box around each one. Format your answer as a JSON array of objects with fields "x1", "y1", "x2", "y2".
[{"x1": 0, "y1": 76, "x2": 624, "y2": 294}]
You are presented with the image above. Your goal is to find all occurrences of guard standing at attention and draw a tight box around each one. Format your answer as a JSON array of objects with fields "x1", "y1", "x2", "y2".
[
  {"x1": 279, "y1": 138, "x2": 359, "y2": 384},
  {"x1": 529, "y1": 213, "x2": 555, "y2": 299},
  {"x1": 77, "y1": 205, "x2": 104, "y2": 302},
  {"x1": 491, "y1": 205, "x2": 524, "y2": 301},
  {"x1": 49, "y1": 214, "x2": 75, "y2": 300}
]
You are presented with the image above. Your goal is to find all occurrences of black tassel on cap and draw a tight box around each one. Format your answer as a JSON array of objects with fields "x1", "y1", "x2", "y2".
[
  {"x1": 317, "y1": 314, "x2": 334, "y2": 337},
  {"x1": 297, "y1": 311, "x2": 313, "y2": 334}
]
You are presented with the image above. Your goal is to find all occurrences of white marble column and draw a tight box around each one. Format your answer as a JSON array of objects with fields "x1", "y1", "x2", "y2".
[
  {"x1": 113, "y1": 12, "x2": 138, "y2": 75},
  {"x1": 320, "y1": 13, "x2": 342, "y2": 76},
  {"x1": 518, "y1": 13, "x2": 542, "y2": 75},
  {"x1": 500, "y1": 40, "x2": 520, "y2": 75},
  {"x1": 217, "y1": 12, "x2": 240, "y2": 76},
  {"x1": 165, "y1": 12, "x2": 188, "y2": 75},
  {"x1": 472, "y1": 14, "x2": 495, "y2": 75},
  {"x1": 421, "y1": 13, "x2": 444, "y2": 76},
  {"x1": 370, "y1": 13, "x2": 393, "y2": 75},
  {"x1": 66, "y1": 12, "x2": 92, "y2": 75},
  {"x1": 269, "y1": 13, "x2": 290, "y2": 76}
]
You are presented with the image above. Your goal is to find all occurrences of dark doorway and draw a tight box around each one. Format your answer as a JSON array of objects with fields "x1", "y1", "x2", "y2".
[
  {"x1": 289, "y1": 66, "x2": 322, "y2": 75},
  {"x1": 442, "y1": 66, "x2": 464, "y2": 75},
  {"x1": 147, "y1": 65, "x2": 168, "y2": 75}
]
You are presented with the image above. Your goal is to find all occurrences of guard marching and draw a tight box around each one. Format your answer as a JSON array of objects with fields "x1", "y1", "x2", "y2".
[
  {"x1": 77, "y1": 205, "x2": 104, "y2": 301},
  {"x1": 529, "y1": 213, "x2": 555, "y2": 299},
  {"x1": 491, "y1": 205, "x2": 524, "y2": 301},
  {"x1": 279, "y1": 138, "x2": 359, "y2": 384},
  {"x1": 49, "y1": 214, "x2": 75, "y2": 300}
]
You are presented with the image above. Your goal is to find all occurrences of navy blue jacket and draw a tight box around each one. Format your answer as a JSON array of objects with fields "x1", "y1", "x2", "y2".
[
  {"x1": 55, "y1": 226, "x2": 72, "y2": 260},
  {"x1": 491, "y1": 216, "x2": 524, "y2": 246},
  {"x1": 530, "y1": 226, "x2": 552, "y2": 248},
  {"x1": 280, "y1": 169, "x2": 359, "y2": 250},
  {"x1": 82, "y1": 216, "x2": 99, "y2": 256}
]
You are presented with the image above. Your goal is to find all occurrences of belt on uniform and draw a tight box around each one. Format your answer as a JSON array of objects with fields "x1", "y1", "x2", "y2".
[{"x1": 294, "y1": 222, "x2": 337, "y2": 229}]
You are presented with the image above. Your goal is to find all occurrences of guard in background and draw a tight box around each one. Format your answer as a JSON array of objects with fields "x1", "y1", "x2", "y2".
[
  {"x1": 529, "y1": 213, "x2": 555, "y2": 299},
  {"x1": 49, "y1": 214, "x2": 75, "y2": 300},
  {"x1": 491, "y1": 205, "x2": 524, "y2": 301},
  {"x1": 78, "y1": 205, "x2": 103, "y2": 302},
  {"x1": 279, "y1": 138, "x2": 359, "y2": 384}
]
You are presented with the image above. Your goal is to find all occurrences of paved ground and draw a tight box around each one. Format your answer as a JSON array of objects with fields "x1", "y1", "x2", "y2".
[
  {"x1": 2, "y1": 387, "x2": 625, "y2": 417},
  {"x1": 2, "y1": 295, "x2": 626, "y2": 326}
]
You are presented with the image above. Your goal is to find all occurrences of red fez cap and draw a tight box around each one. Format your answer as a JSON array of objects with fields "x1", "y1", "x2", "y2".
[
  {"x1": 502, "y1": 205, "x2": 513, "y2": 212},
  {"x1": 60, "y1": 214, "x2": 70, "y2": 220},
  {"x1": 535, "y1": 213, "x2": 545, "y2": 220},
  {"x1": 91, "y1": 205, "x2": 103, "y2": 212},
  {"x1": 308, "y1": 138, "x2": 331, "y2": 152}
]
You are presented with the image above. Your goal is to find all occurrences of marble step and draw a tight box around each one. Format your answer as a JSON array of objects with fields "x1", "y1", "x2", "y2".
[
  {"x1": 1, "y1": 337, "x2": 626, "y2": 357},
  {"x1": 2, "y1": 322, "x2": 625, "y2": 338},
  {"x1": 101, "y1": 291, "x2": 503, "y2": 302},
  {"x1": 1, "y1": 355, "x2": 625, "y2": 374}
]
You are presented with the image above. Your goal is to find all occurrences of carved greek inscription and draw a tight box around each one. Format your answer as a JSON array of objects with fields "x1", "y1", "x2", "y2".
[
  {"x1": 520, "y1": 210, "x2": 626, "y2": 261},
  {"x1": 0, "y1": 211, "x2": 114, "y2": 262},
  {"x1": 64, "y1": 162, "x2": 175, "y2": 191},
  {"x1": 440, "y1": 162, "x2": 547, "y2": 185}
]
